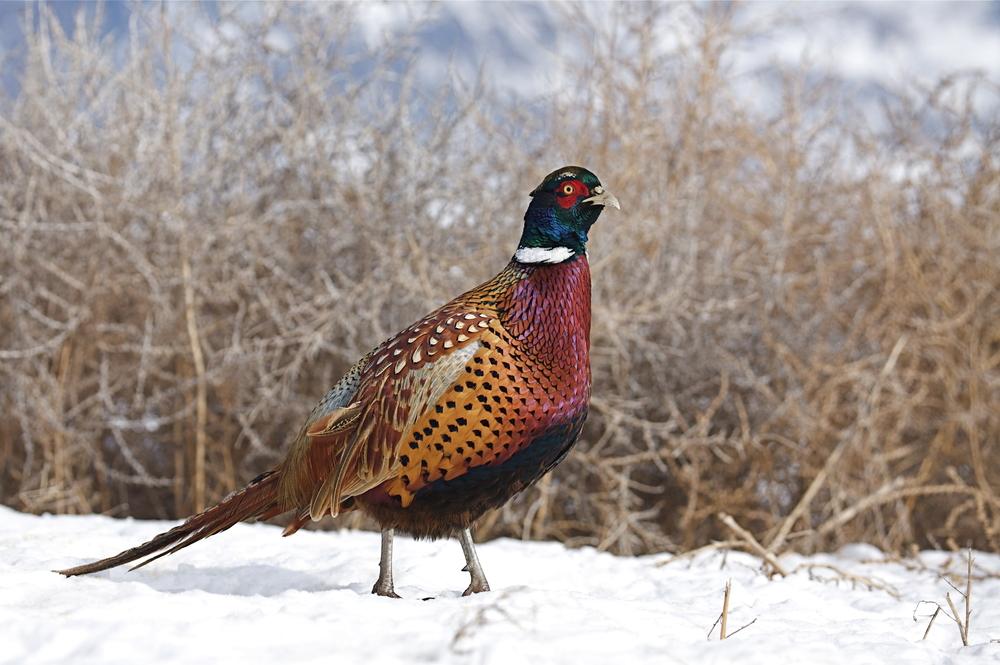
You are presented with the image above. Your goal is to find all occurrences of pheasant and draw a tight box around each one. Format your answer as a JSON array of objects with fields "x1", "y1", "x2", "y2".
[{"x1": 57, "y1": 166, "x2": 619, "y2": 597}]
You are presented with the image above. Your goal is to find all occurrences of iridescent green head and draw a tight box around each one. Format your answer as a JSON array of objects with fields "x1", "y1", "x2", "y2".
[{"x1": 515, "y1": 166, "x2": 620, "y2": 264}]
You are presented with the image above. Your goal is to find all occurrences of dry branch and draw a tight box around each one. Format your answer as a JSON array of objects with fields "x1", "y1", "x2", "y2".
[
  {"x1": 915, "y1": 549, "x2": 976, "y2": 646},
  {"x1": 720, "y1": 579, "x2": 730, "y2": 639},
  {"x1": 717, "y1": 513, "x2": 788, "y2": 577}
]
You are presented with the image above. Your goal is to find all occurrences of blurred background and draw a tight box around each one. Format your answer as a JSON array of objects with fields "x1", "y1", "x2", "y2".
[{"x1": 0, "y1": 1, "x2": 997, "y2": 557}]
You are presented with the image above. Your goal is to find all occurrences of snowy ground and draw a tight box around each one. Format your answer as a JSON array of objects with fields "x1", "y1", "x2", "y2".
[{"x1": 1, "y1": 506, "x2": 997, "y2": 665}]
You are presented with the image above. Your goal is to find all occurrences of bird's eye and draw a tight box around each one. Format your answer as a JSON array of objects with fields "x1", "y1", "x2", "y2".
[{"x1": 561, "y1": 184, "x2": 575, "y2": 195}]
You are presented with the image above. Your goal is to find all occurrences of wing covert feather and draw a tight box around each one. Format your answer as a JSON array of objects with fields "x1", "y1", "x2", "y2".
[{"x1": 303, "y1": 309, "x2": 493, "y2": 519}]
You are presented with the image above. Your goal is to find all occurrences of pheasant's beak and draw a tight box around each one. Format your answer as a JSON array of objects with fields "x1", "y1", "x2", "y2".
[{"x1": 583, "y1": 188, "x2": 621, "y2": 210}]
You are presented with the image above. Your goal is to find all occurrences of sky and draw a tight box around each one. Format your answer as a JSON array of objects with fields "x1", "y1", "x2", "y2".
[{"x1": 1, "y1": 1, "x2": 998, "y2": 102}]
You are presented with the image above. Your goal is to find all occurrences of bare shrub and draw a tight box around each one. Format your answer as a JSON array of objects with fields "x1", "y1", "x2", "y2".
[{"x1": 1, "y1": 3, "x2": 997, "y2": 555}]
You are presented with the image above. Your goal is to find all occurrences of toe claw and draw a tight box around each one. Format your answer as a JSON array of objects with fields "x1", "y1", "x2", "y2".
[
  {"x1": 372, "y1": 582, "x2": 402, "y2": 599},
  {"x1": 462, "y1": 580, "x2": 490, "y2": 596}
]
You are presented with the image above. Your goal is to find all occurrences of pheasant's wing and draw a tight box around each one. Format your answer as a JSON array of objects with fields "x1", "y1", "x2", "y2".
[
  {"x1": 304, "y1": 307, "x2": 494, "y2": 520},
  {"x1": 275, "y1": 346, "x2": 375, "y2": 508}
]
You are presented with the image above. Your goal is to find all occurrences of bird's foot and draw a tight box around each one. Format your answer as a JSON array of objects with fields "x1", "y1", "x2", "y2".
[
  {"x1": 462, "y1": 578, "x2": 490, "y2": 596},
  {"x1": 372, "y1": 580, "x2": 401, "y2": 599}
]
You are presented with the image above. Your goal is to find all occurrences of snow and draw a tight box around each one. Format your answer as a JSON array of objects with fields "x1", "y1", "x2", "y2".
[{"x1": 1, "y1": 506, "x2": 998, "y2": 665}]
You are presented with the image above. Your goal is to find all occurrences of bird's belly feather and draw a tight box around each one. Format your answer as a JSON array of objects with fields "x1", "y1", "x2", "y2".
[{"x1": 358, "y1": 414, "x2": 587, "y2": 538}]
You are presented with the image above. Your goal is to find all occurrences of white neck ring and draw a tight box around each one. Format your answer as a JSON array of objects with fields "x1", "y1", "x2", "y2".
[{"x1": 514, "y1": 246, "x2": 575, "y2": 264}]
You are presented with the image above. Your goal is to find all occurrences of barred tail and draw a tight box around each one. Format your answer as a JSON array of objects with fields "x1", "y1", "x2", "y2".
[{"x1": 57, "y1": 471, "x2": 282, "y2": 576}]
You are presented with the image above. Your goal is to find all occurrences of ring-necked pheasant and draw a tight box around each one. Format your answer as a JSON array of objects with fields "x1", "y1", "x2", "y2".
[{"x1": 58, "y1": 166, "x2": 619, "y2": 597}]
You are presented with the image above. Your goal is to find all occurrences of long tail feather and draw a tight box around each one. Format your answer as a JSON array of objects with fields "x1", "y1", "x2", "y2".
[{"x1": 56, "y1": 471, "x2": 282, "y2": 576}]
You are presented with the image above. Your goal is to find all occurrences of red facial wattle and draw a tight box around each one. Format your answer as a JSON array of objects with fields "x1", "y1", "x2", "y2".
[{"x1": 555, "y1": 179, "x2": 588, "y2": 209}]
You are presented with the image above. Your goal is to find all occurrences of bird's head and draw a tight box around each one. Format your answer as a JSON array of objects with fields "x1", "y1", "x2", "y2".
[{"x1": 515, "y1": 166, "x2": 620, "y2": 265}]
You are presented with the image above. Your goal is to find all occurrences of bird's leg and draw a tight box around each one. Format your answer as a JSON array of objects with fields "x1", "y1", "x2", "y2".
[
  {"x1": 372, "y1": 528, "x2": 401, "y2": 598},
  {"x1": 459, "y1": 527, "x2": 490, "y2": 596}
]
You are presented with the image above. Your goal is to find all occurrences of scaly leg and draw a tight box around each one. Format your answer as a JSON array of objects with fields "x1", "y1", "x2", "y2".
[
  {"x1": 372, "y1": 528, "x2": 401, "y2": 598},
  {"x1": 459, "y1": 527, "x2": 490, "y2": 596}
]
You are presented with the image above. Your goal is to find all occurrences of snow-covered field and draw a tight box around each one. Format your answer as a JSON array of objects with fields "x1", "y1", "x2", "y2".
[{"x1": 1, "y1": 506, "x2": 997, "y2": 665}]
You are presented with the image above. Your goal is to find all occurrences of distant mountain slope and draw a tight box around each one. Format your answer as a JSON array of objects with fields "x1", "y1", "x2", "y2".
[{"x1": 2, "y1": 1, "x2": 998, "y2": 102}]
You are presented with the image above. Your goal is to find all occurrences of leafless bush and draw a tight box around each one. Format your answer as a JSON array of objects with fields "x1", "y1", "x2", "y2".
[{"x1": 1, "y1": 3, "x2": 997, "y2": 556}]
